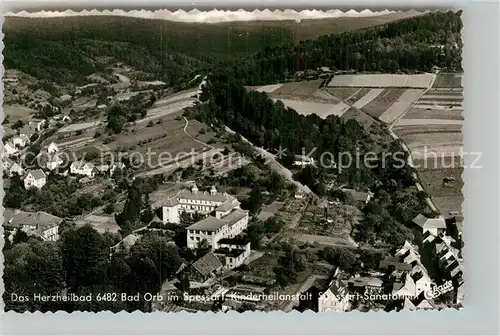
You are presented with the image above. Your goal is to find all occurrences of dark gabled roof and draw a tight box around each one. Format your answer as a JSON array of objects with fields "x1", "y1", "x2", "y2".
[
  {"x1": 26, "y1": 169, "x2": 46, "y2": 180},
  {"x1": 379, "y1": 257, "x2": 413, "y2": 271},
  {"x1": 192, "y1": 252, "x2": 223, "y2": 277}
]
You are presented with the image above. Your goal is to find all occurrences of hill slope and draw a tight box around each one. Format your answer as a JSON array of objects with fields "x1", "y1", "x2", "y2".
[{"x1": 3, "y1": 11, "x2": 424, "y2": 85}]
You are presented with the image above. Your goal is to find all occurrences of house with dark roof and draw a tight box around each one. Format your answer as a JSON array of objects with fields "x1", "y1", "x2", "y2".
[
  {"x1": 3, "y1": 209, "x2": 63, "y2": 241},
  {"x1": 177, "y1": 252, "x2": 223, "y2": 284}
]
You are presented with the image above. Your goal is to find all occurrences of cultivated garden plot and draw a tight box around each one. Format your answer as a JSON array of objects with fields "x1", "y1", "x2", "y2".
[
  {"x1": 432, "y1": 73, "x2": 463, "y2": 88},
  {"x1": 352, "y1": 88, "x2": 384, "y2": 109},
  {"x1": 395, "y1": 119, "x2": 464, "y2": 126},
  {"x1": 378, "y1": 89, "x2": 424, "y2": 123},
  {"x1": 272, "y1": 80, "x2": 323, "y2": 96},
  {"x1": 359, "y1": 88, "x2": 406, "y2": 118},
  {"x1": 417, "y1": 167, "x2": 464, "y2": 215},
  {"x1": 326, "y1": 87, "x2": 360, "y2": 100},
  {"x1": 346, "y1": 88, "x2": 371, "y2": 104},
  {"x1": 403, "y1": 108, "x2": 464, "y2": 120},
  {"x1": 327, "y1": 73, "x2": 435, "y2": 88}
]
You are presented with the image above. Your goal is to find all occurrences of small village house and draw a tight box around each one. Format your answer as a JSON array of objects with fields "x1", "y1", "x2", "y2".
[
  {"x1": 70, "y1": 160, "x2": 98, "y2": 178},
  {"x1": 176, "y1": 252, "x2": 223, "y2": 284},
  {"x1": 4, "y1": 141, "x2": 19, "y2": 156},
  {"x1": 47, "y1": 142, "x2": 60, "y2": 154},
  {"x1": 300, "y1": 278, "x2": 350, "y2": 312},
  {"x1": 2, "y1": 158, "x2": 24, "y2": 177},
  {"x1": 8, "y1": 161, "x2": 25, "y2": 177},
  {"x1": 24, "y1": 169, "x2": 47, "y2": 189},
  {"x1": 29, "y1": 118, "x2": 47, "y2": 132},
  {"x1": 12, "y1": 135, "x2": 30, "y2": 148},
  {"x1": 412, "y1": 214, "x2": 447, "y2": 236},
  {"x1": 45, "y1": 153, "x2": 65, "y2": 171}
]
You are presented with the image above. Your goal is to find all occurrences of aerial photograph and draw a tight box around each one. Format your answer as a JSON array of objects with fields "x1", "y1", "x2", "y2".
[{"x1": 2, "y1": 8, "x2": 464, "y2": 313}]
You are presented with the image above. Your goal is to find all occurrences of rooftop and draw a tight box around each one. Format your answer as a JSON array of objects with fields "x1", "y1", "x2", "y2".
[
  {"x1": 413, "y1": 214, "x2": 447, "y2": 229},
  {"x1": 5, "y1": 210, "x2": 63, "y2": 231},
  {"x1": 26, "y1": 169, "x2": 46, "y2": 180},
  {"x1": 191, "y1": 252, "x2": 223, "y2": 277},
  {"x1": 379, "y1": 256, "x2": 413, "y2": 271},
  {"x1": 187, "y1": 209, "x2": 249, "y2": 232},
  {"x1": 187, "y1": 216, "x2": 227, "y2": 232}
]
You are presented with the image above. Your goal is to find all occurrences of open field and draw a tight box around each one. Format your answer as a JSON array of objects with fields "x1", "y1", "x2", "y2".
[
  {"x1": 352, "y1": 88, "x2": 384, "y2": 109},
  {"x1": 346, "y1": 88, "x2": 371, "y2": 104},
  {"x1": 403, "y1": 108, "x2": 463, "y2": 120},
  {"x1": 258, "y1": 201, "x2": 285, "y2": 222},
  {"x1": 360, "y1": 88, "x2": 406, "y2": 118},
  {"x1": 74, "y1": 214, "x2": 121, "y2": 234},
  {"x1": 432, "y1": 73, "x2": 463, "y2": 88},
  {"x1": 395, "y1": 119, "x2": 463, "y2": 126},
  {"x1": 4, "y1": 104, "x2": 35, "y2": 122},
  {"x1": 270, "y1": 98, "x2": 349, "y2": 118},
  {"x1": 253, "y1": 84, "x2": 283, "y2": 93},
  {"x1": 326, "y1": 87, "x2": 360, "y2": 100},
  {"x1": 395, "y1": 132, "x2": 463, "y2": 160},
  {"x1": 327, "y1": 74, "x2": 435, "y2": 88},
  {"x1": 417, "y1": 167, "x2": 464, "y2": 215},
  {"x1": 432, "y1": 196, "x2": 464, "y2": 217},
  {"x1": 378, "y1": 89, "x2": 424, "y2": 123},
  {"x1": 57, "y1": 120, "x2": 101, "y2": 134},
  {"x1": 139, "y1": 99, "x2": 196, "y2": 125},
  {"x1": 272, "y1": 80, "x2": 322, "y2": 96}
]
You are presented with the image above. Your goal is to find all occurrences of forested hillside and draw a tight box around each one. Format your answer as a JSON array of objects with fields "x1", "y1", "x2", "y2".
[
  {"x1": 3, "y1": 10, "x2": 435, "y2": 86},
  {"x1": 3, "y1": 15, "x2": 296, "y2": 85},
  {"x1": 227, "y1": 10, "x2": 463, "y2": 85}
]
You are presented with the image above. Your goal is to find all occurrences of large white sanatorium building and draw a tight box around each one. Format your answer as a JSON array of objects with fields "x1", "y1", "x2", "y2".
[{"x1": 159, "y1": 184, "x2": 250, "y2": 268}]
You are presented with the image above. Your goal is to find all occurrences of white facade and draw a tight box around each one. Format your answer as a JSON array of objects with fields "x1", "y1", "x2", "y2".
[
  {"x1": 9, "y1": 162, "x2": 25, "y2": 177},
  {"x1": 186, "y1": 210, "x2": 249, "y2": 249},
  {"x1": 162, "y1": 203, "x2": 180, "y2": 224},
  {"x1": 30, "y1": 119, "x2": 46, "y2": 132},
  {"x1": 41, "y1": 226, "x2": 59, "y2": 241},
  {"x1": 4, "y1": 142, "x2": 18, "y2": 156},
  {"x1": 24, "y1": 170, "x2": 47, "y2": 189},
  {"x1": 47, "y1": 142, "x2": 59, "y2": 154},
  {"x1": 12, "y1": 136, "x2": 29, "y2": 148},
  {"x1": 217, "y1": 241, "x2": 251, "y2": 269},
  {"x1": 46, "y1": 154, "x2": 64, "y2": 171},
  {"x1": 162, "y1": 184, "x2": 238, "y2": 224},
  {"x1": 318, "y1": 285, "x2": 350, "y2": 312},
  {"x1": 70, "y1": 161, "x2": 96, "y2": 177}
]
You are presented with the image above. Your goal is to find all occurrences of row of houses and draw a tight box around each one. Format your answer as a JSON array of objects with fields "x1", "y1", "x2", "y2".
[
  {"x1": 297, "y1": 230, "x2": 463, "y2": 313},
  {"x1": 3, "y1": 141, "x2": 126, "y2": 190},
  {"x1": 4, "y1": 119, "x2": 47, "y2": 157}
]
